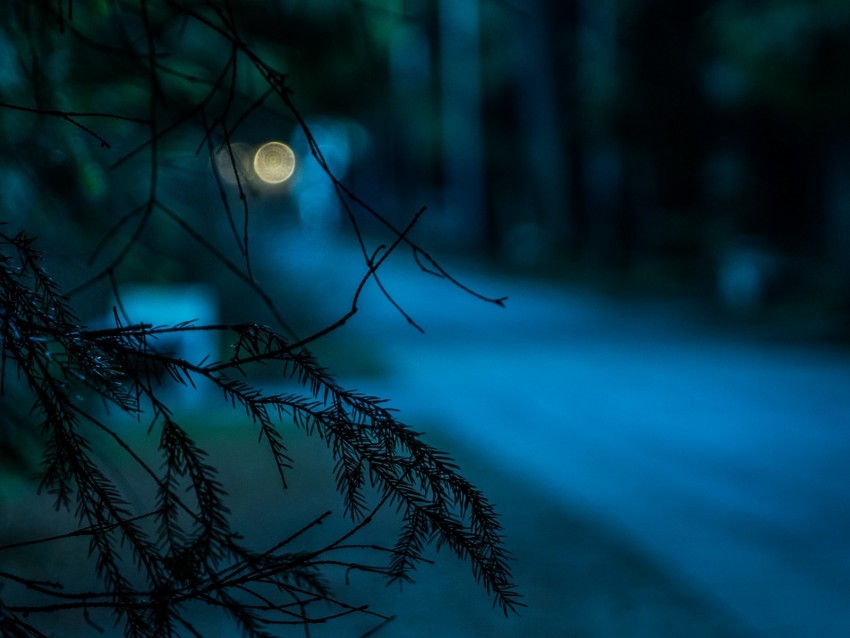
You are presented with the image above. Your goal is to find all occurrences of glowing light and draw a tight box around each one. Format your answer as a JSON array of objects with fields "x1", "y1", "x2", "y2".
[{"x1": 253, "y1": 141, "x2": 296, "y2": 184}]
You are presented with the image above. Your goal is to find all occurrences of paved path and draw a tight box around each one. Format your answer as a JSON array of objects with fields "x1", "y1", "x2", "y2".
[{"x1": 280, "y1": 235, "x2": 850, "y2": 637}]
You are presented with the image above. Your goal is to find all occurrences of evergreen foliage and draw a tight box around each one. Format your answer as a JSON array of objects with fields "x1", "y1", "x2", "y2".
[{"x1": 0, "y1": 2, "x2": 519, "y2": 636}]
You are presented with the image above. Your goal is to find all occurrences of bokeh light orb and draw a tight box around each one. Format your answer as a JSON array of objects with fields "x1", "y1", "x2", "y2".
[
  {"x1": 213, "y1": 142, "x2": 252, "y2": 185},
  {"x1": 253, "y1": 141, "x2": 296, "y2": 184}
]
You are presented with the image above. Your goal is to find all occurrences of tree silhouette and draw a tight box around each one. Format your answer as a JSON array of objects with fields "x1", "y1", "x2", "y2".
[{"x1": 0, "y1": 2, "x2": 519, "y2": 636}]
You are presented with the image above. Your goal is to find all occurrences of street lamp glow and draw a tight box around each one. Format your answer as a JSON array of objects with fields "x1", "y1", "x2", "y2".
[{"x1": 253, "y1": 141, "x2": 296, "y2": 184}]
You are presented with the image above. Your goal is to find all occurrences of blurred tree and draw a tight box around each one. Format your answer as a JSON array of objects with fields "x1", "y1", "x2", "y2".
[
  {"x1": 608, "y1": 0, "x2": 715, "y2": 275},
  {"x1": 706, "y1": 0, "x2": 850, "y2": 259},
  {"x1": 0, "y1": 2, "x2": 519, "y2": 636}
]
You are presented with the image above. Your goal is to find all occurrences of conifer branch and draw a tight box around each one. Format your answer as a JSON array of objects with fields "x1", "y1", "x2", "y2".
[{"x1": 0, "y1": 2, "x2": 521, "y2": 635}]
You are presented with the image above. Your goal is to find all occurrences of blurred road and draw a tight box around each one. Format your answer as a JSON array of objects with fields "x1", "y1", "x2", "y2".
[{"x1": 279, "y1": 234, "x2": 850, "y2": 638}]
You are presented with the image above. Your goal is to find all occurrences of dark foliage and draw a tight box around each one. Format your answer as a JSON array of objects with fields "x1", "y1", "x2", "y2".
[{"x1": 0, "y1": 1, "x2": 519, "y2": 636}]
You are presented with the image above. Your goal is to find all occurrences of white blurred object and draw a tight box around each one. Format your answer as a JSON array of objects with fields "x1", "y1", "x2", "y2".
[
  {"x1": 291, "y1": 118, "x2": 369, "y2": 232},
  {"x1": 212, "y1": 142, "x2": 253, "y2": 186},
  {"x1": 112, "y1": 284, "x2": 219, "y2": 405}
]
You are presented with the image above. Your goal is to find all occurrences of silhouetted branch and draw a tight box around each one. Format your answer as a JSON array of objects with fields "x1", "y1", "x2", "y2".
[{"x1": 0, "y1": 2, "x2": 520, "y2": 636}]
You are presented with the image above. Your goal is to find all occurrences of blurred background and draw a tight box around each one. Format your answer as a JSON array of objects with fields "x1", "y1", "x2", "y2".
[{"x1": 2, "y1": 1, "x2": 850, "y2": 636}]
